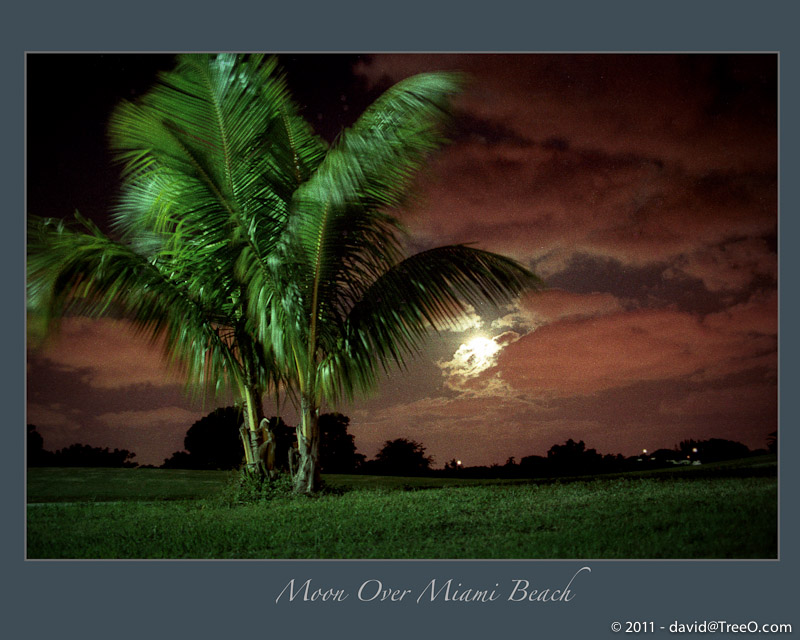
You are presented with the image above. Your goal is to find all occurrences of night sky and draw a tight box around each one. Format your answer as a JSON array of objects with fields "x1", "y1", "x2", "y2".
[{"x1": 26, "y1": 53, "x2": 778, "y2": 468}]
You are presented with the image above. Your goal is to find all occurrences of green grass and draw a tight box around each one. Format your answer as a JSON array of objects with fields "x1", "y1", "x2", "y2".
[
  {"x1": 26, "y1": 458, "x2": 778, "y2": 559},
  {"x1": 26, "y1": 467, "x2": 233, "y2": 503}
]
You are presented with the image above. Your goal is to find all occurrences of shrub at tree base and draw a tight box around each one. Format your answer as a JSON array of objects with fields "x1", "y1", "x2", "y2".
[
  {"x1": 215, "y1": 469, "x2": 349, "y2": 505},
  {"x1": 217, "y1": 470, "x2": 296, "y2": 505}
]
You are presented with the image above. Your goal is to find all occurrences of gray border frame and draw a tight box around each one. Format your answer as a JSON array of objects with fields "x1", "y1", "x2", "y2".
[{"x1": 7, "y1": 1, "x2": 797, "y2": 638}]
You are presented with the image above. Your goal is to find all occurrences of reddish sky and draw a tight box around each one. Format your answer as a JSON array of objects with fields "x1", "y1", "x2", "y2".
[{"x1": 26, "y1": 53, "x2": 778, "y2": 467}]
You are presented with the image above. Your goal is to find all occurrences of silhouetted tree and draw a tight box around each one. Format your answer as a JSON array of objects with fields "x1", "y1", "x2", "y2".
[
  {"x1": 546, "y1": 439, "x2": 602, "y2": 475},
  {"x1": 183, "y1": 406, "x2": 245, "y2": 470},
  {"x1": 767, "y1": 431, "x2": 777, "y2": 454},
  {"x1": 650, "y1": 448, "x2": 679, "y2": 463},
  {"x1": 50, "y1": 443, "x2": 137, "y2": 468},
  {"x1": 677, "y1": 438, "x2": 750, "y2": 463},
  {"x1": 319, "y1": 413, "x2": 365, "y2": 473},
  {"x1": 500, "y1": 456, "x2": 522, "y2": 477},
  {"x1": 27, "y1": 425, "x2": 137, "y2": 467},
  {"x1": 27, "y1": 424, "x2": 50, "y2": 467},
  {"x1": 161, "y1": 408, "x2": 301, "y2": 471},
  {"x1": 371, "y1": 438, "x2": 434, "y2": 476},
  {"x1": 602, "y1": 453, "x2": 627, "y2": 472},
  {"x1": 161, "y1": 450, "x2": 196, "y2": 469},
  {"x1": 162, "y1": 406, "x2": 244, "y2": 470},
  {"x1": 519, "y1": 454, "x2": 548, "y2": 477}
]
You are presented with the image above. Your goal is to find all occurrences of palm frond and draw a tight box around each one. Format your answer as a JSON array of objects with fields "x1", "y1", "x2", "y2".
[
  {"x1": 278, "y1": 73, "x2": 465, "y2": 371},
  {"x1": 327, "y1": 72, "x2": 466, "y2": 212},
  {"x1": 27, "y1": 214, "x2": 250, "y2": 398},
  {"x1": 109, "y1": 54, "x2": 326, "y2": 276}
]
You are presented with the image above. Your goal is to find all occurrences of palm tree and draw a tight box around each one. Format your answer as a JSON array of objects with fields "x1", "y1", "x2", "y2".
[
  {"x1": 28, "y1": 54, "x2": 541, "y2": 493},
  {"x1": 28, "y1": 54, "x2": 323, "y2": 472},
  {"x1": 252, "y1": 70, "x2": 542, "y2": 493}
]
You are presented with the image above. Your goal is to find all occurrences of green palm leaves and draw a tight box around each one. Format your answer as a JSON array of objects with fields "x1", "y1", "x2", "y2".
[{"x1": 27, "y1": 54, "x2": 541, "y2": 491}]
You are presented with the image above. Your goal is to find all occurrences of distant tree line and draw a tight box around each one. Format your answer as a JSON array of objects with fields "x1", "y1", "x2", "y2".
[
  {"x1": 27, "y1": 425, "x2": 137, "y2": 468},
  {"x1": 439, "y1": 435, "x2": 775, "y2": 480},
  {"x1": 29, "y1": 411, "x2": 776, "y2": 478}
]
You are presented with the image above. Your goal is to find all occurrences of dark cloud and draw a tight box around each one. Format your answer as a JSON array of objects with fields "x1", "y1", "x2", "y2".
[
  {"x1": 452, "y1": 113, "x2": 534, "y2": 147},
  {"x1": 543, "y1": 253, "x2": 741, "y2": 314}
]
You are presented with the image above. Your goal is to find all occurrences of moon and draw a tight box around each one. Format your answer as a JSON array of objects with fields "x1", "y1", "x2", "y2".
[
  {"x1": 438, "y1": 334, "x2": 505, "y2": 382},
  {"x1": 465, "y1": 336, "x2": 500, "y2": 363}
]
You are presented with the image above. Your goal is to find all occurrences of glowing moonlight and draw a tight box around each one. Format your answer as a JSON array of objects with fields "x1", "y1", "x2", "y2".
[
  {"x1": 447, "y1": 335, "x2": 501, "y2": 377},
  {"x1": 465, "y1": 336, "x2": 500, "y2": 363}
]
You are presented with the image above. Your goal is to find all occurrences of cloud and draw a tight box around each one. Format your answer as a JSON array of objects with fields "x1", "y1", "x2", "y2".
[
  {"x1": 704, "y1": 289, "x2": 778, "y2": 336},
  {"x1": 97, "y1": 406, "x2": 202, "y2": 429},
  {"x1": 491, "y1": 290, "x2": 625, "y2": 337},
  {"x1": 527, "y1": 289, "x2": 624, "y2": 324},
  {"x1": 436, "y1": 330, "x2": 525, "y2": 398},
  {"x1": 665, "y1": 237, "x2": 777, "y2": 292},
  {"x1": 29, "y1": 317, "x2": 186, "y2": 389},
  {"x1": 356, "y1": 54, "x2": 776, "y2": 281},
  {"x1": 658, "y1": 382, "x2": 777, "y2": 419},
  {"x1": 493, "y1": 307, "x2": 776, "y2": 398},
  {"x1": 438, "y1": 335, "x2": 500, "y2": 376},
  {"x1": 402, "y1": 139, "x2": 775, "y2": 277},
  {"x1": 94, "y1": 406, "x2": 205, "y2": 465},
  {"x1": 26, "y1": 403, "x2": 84, "y2": 437},
  {"x1": 357, "y1": 54, "x2": 776, "y2": 174}
]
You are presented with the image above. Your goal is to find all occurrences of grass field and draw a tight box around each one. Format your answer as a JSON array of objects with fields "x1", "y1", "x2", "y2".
[{"x1": 26, "y1": 456, "x2": 778, "y2": 559}]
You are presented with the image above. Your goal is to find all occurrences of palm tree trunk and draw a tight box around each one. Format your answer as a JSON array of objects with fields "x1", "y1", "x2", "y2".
[
  {"x1": 238, "y1": 331, "x2": 269, "y2": 476},
  {"x1": 294, "y1": 396, "x2": 320, "y2": 494},
  {"x1": 241, "y1": 383, "x2": 265, "y2": 476}
]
